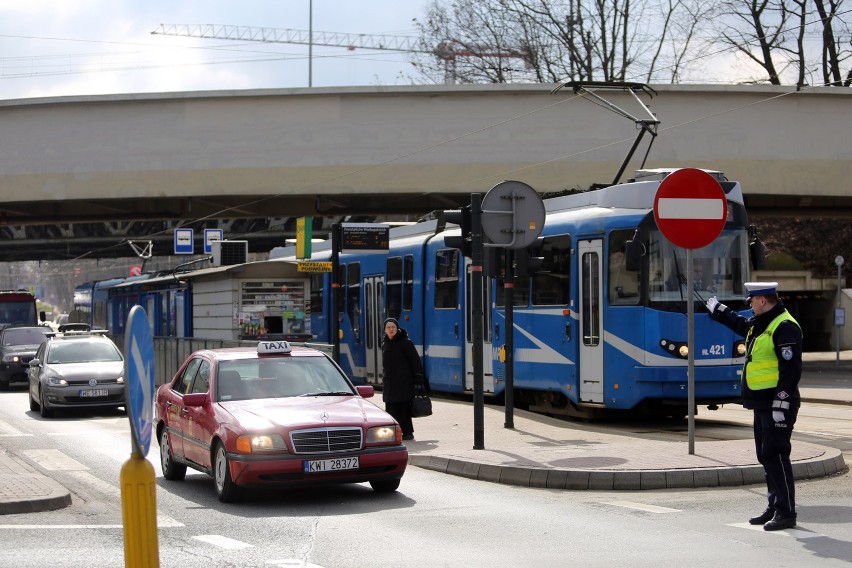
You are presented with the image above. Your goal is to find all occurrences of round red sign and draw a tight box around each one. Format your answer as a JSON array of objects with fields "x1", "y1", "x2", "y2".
[{"x1": 653, "y1": 168, "x2": 728, "y2": 249}]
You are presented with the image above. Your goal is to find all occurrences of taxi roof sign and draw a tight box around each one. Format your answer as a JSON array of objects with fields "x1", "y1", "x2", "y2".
[{"x1": 257, "y1": 340, "x2": 292, "y2": 355}]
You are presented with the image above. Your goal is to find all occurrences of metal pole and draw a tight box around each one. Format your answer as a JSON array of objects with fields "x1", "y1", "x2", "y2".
[
  {"x1": 308, "y1": 0, "x2": 313, "y2": 87},
  {"x1": 837, "y1": 260, "x2": 842, "y2": 364},
  {"x1": 471, "y1": 193, "x2": 485, "y2": 450},
  {"x1": 687, "y1": 248, "x2": 695, "y2": 455},
  {"x1": 331, "y1": 223, "x2": 340, "y2": 363},
  {"x1": 504, "y1": 248, "x2": 514, "y2": 429}
]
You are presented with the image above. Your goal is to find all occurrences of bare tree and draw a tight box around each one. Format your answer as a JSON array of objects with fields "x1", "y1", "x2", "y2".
[{"x1": 410, "y1": 0, "x2": 708, "y2": 84}]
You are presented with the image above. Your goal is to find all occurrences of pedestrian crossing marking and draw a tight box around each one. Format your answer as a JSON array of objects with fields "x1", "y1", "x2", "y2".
[
  {"x1": 193, "y1": 534, "x2": 253, "y2": 549},
  {"x1": 602, "y1": 501, "x2": 681, "y2": 513},
  {"x1": 728, "y1": 523, "x2": 822, "y2": 538}
]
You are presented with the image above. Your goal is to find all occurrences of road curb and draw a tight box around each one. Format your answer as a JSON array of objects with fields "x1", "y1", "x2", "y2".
[
  {"x1": 409, "y1": 446, "x2": 847, "y2": 491},
  {"x1": 0, "y1": 453, "x2": 72, "y2": 515}
]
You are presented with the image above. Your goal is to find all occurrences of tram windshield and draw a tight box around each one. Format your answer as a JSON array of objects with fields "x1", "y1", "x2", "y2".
[{"x1": 648, "y1": 228, "x2": 750, "y2": 312}]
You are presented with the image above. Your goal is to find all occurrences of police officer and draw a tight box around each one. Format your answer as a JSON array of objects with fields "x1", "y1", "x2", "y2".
[{"x1": 706, "y1": 282, "x2": 802, "y2": 531}]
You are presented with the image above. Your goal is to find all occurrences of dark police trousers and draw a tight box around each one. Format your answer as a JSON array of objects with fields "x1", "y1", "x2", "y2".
[{"x1": 753, "y1": 406, "x2": 799, "y2": 517}]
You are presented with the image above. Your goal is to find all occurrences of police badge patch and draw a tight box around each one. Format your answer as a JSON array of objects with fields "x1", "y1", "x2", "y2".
[{"x1": 781, "y1": 346, "x2": 794, "y2": 361}]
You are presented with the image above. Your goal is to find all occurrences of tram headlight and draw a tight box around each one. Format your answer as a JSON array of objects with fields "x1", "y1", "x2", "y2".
[
  {"x1": 734, "y1": 341, "x2": 746, "y2": 357},
  {"x1": 660, "y1": 339, "x2": 689, "y2": 359}
]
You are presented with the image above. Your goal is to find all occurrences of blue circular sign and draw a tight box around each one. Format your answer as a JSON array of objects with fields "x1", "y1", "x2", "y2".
[{"x1": 125, "y1": 305, "x2": 155, "y2": 457}]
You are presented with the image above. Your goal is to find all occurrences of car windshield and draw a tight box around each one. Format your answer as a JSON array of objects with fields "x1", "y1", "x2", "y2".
[
  {"x1": 47, "y1": 340, "x2": 123, "y2": 364},
  {"x1": 217, "y1": 357, "x2": 355, "y2": 402},
  {"x1": 3, "y1": 328, "x2": 49, "y2": 345}
]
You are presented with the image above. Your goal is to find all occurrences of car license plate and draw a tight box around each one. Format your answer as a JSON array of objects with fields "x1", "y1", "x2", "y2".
[
  {"x1": 304, "y1": 456, "x2": 359, "y2": 473},
  {"x1": 80, "y1": 389, "x2": 109, "y2": 398}
]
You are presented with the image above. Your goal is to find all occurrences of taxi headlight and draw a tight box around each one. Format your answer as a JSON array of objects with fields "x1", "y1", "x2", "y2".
[
  {"x1": 235, "y1": 434, "x2": 288, "y2": 454},
  {"x1": 46, "y1": 374, "x2": 67, "y2": 386},
  {"x1": 367, "y1": 425, "x2": 400, "y2": 444}
]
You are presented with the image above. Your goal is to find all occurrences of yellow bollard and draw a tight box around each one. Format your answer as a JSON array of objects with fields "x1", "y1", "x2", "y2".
[{"x1": 121, "y1": 453, "x2": 160, "y2": 568}]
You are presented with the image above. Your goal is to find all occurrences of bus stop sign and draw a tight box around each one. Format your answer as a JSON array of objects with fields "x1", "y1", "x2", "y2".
[{"x1": 653, "y1": 168, "x2": 727, "y2": 249}]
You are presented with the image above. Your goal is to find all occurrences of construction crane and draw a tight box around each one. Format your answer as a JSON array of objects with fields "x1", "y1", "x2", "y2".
[{"x1": 151, "y1": 23, "x2": 533, "y2": 85}]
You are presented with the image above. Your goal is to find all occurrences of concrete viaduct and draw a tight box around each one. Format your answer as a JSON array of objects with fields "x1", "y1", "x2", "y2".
[{"x1": 1, "y1": 83, "x2": 851, "y2": 259}]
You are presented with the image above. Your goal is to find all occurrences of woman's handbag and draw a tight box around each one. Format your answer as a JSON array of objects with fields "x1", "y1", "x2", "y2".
[{"x1": 411, "y1": 384, "x2": 433, "y2": 418}]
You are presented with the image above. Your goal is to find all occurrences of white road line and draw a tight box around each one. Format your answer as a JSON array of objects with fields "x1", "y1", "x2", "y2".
[
  {"x1": 22, "y1": 448, "x2": 88, "y2": 471},
  {"x1": 0, "y1": 418, "x2": 29, "y2": 437},
  {"x1": 193, "y1": 535, "x2": 253, "y2": 549},
  {"x1": 727, "y1": 522, "x2": 823, "y2": 538},
  {"x1": 0, "y1": 518, "x2": 184, "y2": 529},
  {"x1": 602, "y1": 501, "x2": 681, "y2": 513}
]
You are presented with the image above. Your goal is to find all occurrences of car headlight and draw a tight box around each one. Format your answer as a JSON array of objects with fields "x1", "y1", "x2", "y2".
[
  {"x1": 44, "y1": 372, "x2": 68, "y2": 387},
  {"x1": 235, "y1": 434, "x2": 288, "y2": 454},
  {"x1": 2, "y1": 354, "x2": 19, "y2": 363},
  {"x1": 366, "y1": 425, "x2": 401, "y2": 444},
  {"x1": 117, "y1": 375, "x2": 125, "y2": 384}
]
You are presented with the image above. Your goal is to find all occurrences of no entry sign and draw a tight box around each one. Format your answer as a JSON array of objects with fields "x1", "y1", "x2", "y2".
[{"x1": 653, "y1": 168, "x2": 727, "y2": 249}]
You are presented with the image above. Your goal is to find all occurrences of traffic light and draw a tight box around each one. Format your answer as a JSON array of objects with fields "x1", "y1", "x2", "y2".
[
  {"x1": 516, "y1": 237, "x2": 546, "y2": 277},
  {"x1": 443, "y1": 206, "x2": 472, "y2": 258}
]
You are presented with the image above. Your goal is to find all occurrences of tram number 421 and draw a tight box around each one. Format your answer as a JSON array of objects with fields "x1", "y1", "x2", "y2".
[{"x1": 703, "y1": 345, "x2": 726, "y2": 356}]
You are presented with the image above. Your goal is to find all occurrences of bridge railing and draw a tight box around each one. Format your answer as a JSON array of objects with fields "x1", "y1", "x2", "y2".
[{"x1": 112, "y1": 335, "x2": 334, "y2": 386}]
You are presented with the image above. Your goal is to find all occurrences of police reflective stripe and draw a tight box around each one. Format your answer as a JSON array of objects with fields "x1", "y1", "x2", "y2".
[
  {"x1": 744, "y1": 312, "x2": 800, "y2": 391},
  {"x1": 772, "y1": 400, "x2": 791, "y2": 409}
]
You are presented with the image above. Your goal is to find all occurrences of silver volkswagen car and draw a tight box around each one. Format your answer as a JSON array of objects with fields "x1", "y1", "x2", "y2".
[{"x1": 28, "y1": 331, "x2": 125, "y2": 418}]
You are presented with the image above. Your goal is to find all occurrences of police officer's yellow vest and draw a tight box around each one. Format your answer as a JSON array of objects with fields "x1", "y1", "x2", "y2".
[{"x1": 744, "y1": 311, "x2": 800, "y2": 390}]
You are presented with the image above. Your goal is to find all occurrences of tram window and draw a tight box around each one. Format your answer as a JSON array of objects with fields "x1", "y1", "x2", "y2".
[
  {"x1": 608, "y1": 229, "x2": 640, "y2": 305},
  {"x1": 386, "y1": 256, "x2": 402, "y2": 321},
  {"x1": 347, "y1": 263, "x2": 361, "y2": 343},
  {"x1": 434, "y1": 249, "x2": 460, "y2": 309},
  {"x1": 532, "y1": 235, "x2": 571, "y2": 305},
  {"x1": 403, "y1": 255, "x2": 414, "y2": 311},
  {"x1": 582, "y1": 252, "x2": 601, "y2": 346},
  {"x1": 310, "y1": 274, "x2": 324, "y2": 314}
]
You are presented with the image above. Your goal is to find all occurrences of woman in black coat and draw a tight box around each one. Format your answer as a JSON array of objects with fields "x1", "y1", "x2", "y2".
[{"x1": 381, "y1": 317, "x2": 424, "y2": 441}]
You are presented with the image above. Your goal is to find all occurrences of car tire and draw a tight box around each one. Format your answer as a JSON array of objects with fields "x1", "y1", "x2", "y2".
[
  {"x1": 160, "y1": 428, "x2": 187, "y2": 481},
  {"x1": 213, "y1": 441, "x2": 243, "y2": 503},
  {"x1": 39, "y1": 389, "x2": 53, "y2": 418},
  {"x1": 29, "y1": 392, "x2": 39, "y2": 412},
  {"x1": 369, "y1": 479, "x2": 401, "y2": 493}
]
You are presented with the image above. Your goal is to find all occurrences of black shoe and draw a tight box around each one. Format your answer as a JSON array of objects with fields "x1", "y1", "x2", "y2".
[
  {"x1": 402, "y1": 434, "x2": 414, "y2": 440},
  {"x1": 748, "y1": 507, "x2": 775, "y2": 525},
  {"x1": 764, "y1": 512, "x2": 797, "y2": 531}
]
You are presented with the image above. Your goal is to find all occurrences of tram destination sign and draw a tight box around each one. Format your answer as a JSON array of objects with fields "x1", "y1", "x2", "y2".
[{"x1": 341, "y1": 223, "x2": 390, "y2": 253}]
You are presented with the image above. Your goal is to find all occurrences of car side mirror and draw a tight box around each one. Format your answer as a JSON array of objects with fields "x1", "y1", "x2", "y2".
[
  {"x1": 182, "y1": 393, "x2": 209, "y2": 407},
  {"x1": 29, "y1": 358, "x2": 41, "y2": 367},
  {"x1": 356, "y1": 385, "x2": 375, "y2": 398}
]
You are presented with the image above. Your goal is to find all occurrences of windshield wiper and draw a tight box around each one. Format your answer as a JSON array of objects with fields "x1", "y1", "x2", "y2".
[{"x1": 298, "y1": 391, "x2": 353, "y2": 397}]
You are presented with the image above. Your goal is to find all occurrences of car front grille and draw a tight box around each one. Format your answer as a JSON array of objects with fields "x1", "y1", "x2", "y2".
[{"x1": 290, "y1": 427, "x2": 362, "y2": 454}]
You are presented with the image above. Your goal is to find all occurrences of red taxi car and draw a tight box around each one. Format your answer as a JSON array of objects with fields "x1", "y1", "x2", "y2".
[{"x1": 154, "y1": 341, "x2": 408, "y2": 502}]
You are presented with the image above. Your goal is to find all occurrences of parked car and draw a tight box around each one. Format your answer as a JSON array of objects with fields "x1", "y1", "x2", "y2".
[
  {"x1": 0, "y1": 325, "x2": 52, "y2": 390},
  {"x1": 28, "y1": 330, "x2": 125, "y2": 418},
  {"x1": 155, "y1": 340, "x2": 408, "y2": 503}
]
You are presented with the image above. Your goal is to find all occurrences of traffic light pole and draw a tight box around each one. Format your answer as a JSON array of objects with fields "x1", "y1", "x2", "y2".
[{"x1": 471, "y1": 193, "x2": 485, "y2": 450}]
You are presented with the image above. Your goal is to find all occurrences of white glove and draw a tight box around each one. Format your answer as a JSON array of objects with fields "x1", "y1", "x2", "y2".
[
  {"x1": 772, "y1": 410, "x2": 786, "y2": 423},
  {"x1": 706, "y1": 296, "x2": 720, "y2": 314}
]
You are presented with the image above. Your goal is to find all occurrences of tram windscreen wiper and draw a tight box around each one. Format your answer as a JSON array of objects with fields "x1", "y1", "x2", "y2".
[{"x1": 673, "y1": 253, "x2": 685, "y2": 301}]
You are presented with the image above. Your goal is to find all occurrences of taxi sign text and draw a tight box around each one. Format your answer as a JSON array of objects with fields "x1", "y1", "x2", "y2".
[{"x1": 298, "y1": 261, "x2": 333, "y2": 273}]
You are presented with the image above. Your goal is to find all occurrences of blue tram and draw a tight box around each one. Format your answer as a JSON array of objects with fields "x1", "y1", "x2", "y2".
[
  {"x1": 273, "y1": 169, "x2": 758, "y2": 417},
  {"x1": 73, "y1": 272, "x2": 193, "y2": 338}
]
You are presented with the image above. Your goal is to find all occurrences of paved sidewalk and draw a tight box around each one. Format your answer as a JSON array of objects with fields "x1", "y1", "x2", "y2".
[{"x1": 1, "y1": 353, "x2": 849, "y2": 514}]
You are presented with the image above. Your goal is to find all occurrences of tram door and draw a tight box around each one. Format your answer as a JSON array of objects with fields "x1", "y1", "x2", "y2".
[
  {"x1": 463, "y1": 259, "x2": 494, "y2": 393},
  {"x1": 363, "y1": 275, "x2": 385, "y2": 386},
  {"x1": 578, "y1": 240, "x2": 604, "y2": 403}
]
